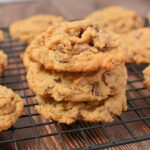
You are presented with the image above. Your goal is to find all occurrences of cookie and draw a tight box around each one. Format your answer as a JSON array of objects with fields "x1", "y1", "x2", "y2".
[
  {"x1": 0, "y1": 50, "x2": 7, "y2": 76},
  {"x1": 26, "y1": 56, "x2": 127, "y2": 102},
  {"x1": 121, "y1": 28, "x2": 150, "y2": 63},
  {"x1": 143, "y1": 65, "x2": 150, "y2": 90},
  {"x1": 9, "y1": 14, "x2": 64, "y2": 44},
  {"x1": 35, "y1": 89, "x2": 127, "y2": 124},
  {"x1": 27, "y1": 20, "x2": 126, "y2": 72},
  {"x1": 0, "y1": 85, "x2": 24, "y2": 132},
  {"x1": 0, "y1": 30, "x2": 4, "y2": 43},
  {"x1": 86, "y1": 6, "x2": 143, "y2": 34}
]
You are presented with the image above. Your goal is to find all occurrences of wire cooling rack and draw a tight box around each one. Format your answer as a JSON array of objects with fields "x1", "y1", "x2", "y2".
[{"x1": 0, "y1": 28, "x2": 150, "y2": 150}]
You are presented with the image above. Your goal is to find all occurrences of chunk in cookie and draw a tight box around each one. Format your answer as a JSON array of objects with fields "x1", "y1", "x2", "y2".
[
  {"x1": 35, "y1": 89, "x2": 127, "y2": 124},
  {"x1": 0, "y1": 85, "x2": 24, "y2": 132},
  {"x1": 87, "y1": 6, "x2": 143, "y2": 34},
  {"x1": 27, "y1": 20, "x2": 126, "y2": 72},
  {"x1": 9, "y1": 14, "x2": 64, "y2": 44},
  {"x1": 0, "y1": 50, "x2": 7, "y2": 76}
]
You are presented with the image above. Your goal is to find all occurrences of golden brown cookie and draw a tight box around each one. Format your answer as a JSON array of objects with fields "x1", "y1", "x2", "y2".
[
  {"x1": 35, "y1": 89, "x2": 127, "y2": 124},
  {"x1": 9, "y1": 15, "x2": 64, "y2": 44},
  {"x1": 121, "y1": 28, "x2": 150, "y2": 63},
  {"x1": 0, "y1": 50, "x2": 7, "y2": 76},
  {"x1": 26, "y1": 59, "x2": 127, "y2": 102},
  {"x1": 0, "y1": 85, "x2": 24, "y2": 132},
  {"x1": 143, "y1": 65, "x2": 150, "y2": 90},
  {"x1": 23, "y1": 51, "x2": 127, "y2": 102},
  {"x1": 27, "y1": 20, "x2": 126, "y2": 72},
  {"x1": 0, "y1": 30, "x2": 4, "y2": 43},
  {"x1": 86, "y1": 6, "x2": 143, "y2": 34}
]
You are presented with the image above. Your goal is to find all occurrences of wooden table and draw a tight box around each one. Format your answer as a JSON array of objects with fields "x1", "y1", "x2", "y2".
[
  {"x1": 0, "y1": 0, "x2": 150, "y2": 150},
  {"x1": 0, "y1": 0, "x2": 150, "y2": 27}
]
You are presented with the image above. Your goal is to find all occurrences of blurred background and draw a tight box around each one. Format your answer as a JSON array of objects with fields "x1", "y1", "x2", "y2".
[{"x1": 0, "y1": 0, "x2": 150, "y2": 27}]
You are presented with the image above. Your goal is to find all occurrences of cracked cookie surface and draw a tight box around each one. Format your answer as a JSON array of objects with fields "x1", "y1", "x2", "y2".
[
  {"x1": 0, "y1": 30, "x2": 4, "y2": 43},
  {"x1": 35, "y1": 89, "x2": 127, "y2": 124},
  {"x1": 27, "y1": 20, "x2": 126, "y2": 72},
  {"x1": 9, "y1": 14, "x2": 64, "y2": 44},
  {"x1": 0, "y1": 85, "x2": 24, "y2": 132},
  {"x1": 24, "y1": 52, "x2": 127, "y2": 102},
  {"x1": 87, "y1": 6, "x2": 143, "y2": 34},
  {"x1": 0, "y1": 50, "x2": 7, "y2": 76},
  {"x1": 121, "y1": 28, "x2": 150, "y2": 63}
]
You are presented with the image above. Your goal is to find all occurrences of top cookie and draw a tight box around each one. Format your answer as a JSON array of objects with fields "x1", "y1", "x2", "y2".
[
  {"x1": 0, "y1": 50, "x2": 7, "y2": 76},
  {"x1": 0, "y1": 85, "x2": 24, "y2": 132},
  {"x1": 27, "y1": 20, "x2": 126, "y2": 72},
  {"x1": 9, "y1": 14, "x2": 64, "y2": 44},
  {"x1": 0, "y1": 30, "x2": 4, "y2": 43},
  {"x1": 121, "y1": 28, "x2": 150, "y2": 63},
  {"x1": 86, "y1": 6, "x2": 143, "y2": 34}
]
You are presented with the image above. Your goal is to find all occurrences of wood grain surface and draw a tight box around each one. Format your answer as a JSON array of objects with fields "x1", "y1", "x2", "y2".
[{"x1": 0, "y1": 0, "x2": 150, "y2": 150}]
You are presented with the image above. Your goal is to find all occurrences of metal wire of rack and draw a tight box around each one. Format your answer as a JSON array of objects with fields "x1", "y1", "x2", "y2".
[{"x1": 0, "y1": 28, "x2": 150, "y2": 150}]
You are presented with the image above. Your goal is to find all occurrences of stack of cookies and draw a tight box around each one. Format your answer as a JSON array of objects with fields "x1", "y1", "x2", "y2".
[{"x1": 23, "y1": 20, "x2": 127, "y2": 124}]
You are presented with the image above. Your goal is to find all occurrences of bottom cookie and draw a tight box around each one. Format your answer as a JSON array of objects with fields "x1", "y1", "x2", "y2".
[
  {"x1": 0, "y1": 85, "x2": 24, "y2": 132},
  {"x1": 35, "y1": 89, "x2": 127, "y2": 124},
  {"x1": 143, "y1": 65, "x2": 150, "y2": 90},
  {"x1": 0, "y1": 50, "x2": 7, "y2": 76}
]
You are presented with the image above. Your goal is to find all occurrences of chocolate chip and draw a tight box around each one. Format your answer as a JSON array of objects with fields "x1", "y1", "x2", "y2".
[
  {"x1": 98, "y1": 45, "x2": 109, "y2": 52},
  {"x1": 11, "y1": 97, "x2": 14, "y2": 101},
  {"x1": 77, "y1": 44, "x2": 90, "y2": 54},
  {"x1": 71, "y1": 42, "x2": 75, "y2": 47},
  {"x1": 59, "y1": 60, "x2": 69, "y2": 63},
  {"x1": 92, "y1": 82, "x2": 100, "y2": 96},
  {"x1": 101, "y1": 46, "x2": 109, "y2": 52},
  {"x1": 89, "y1": 38, "x2": 94, "y2": 46},
  {"x1": 78, "y1": 28, "x2": 84, "y2": 38},
  {"x1": 110, "y1": 86, "x2": 116, "y2": 91},
  {"x1": 54, "y1": 78, "x2": 61, "y2": 83},
  {"x1": 45, "y1": 87, "x2": 52, "y2": 95}
]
